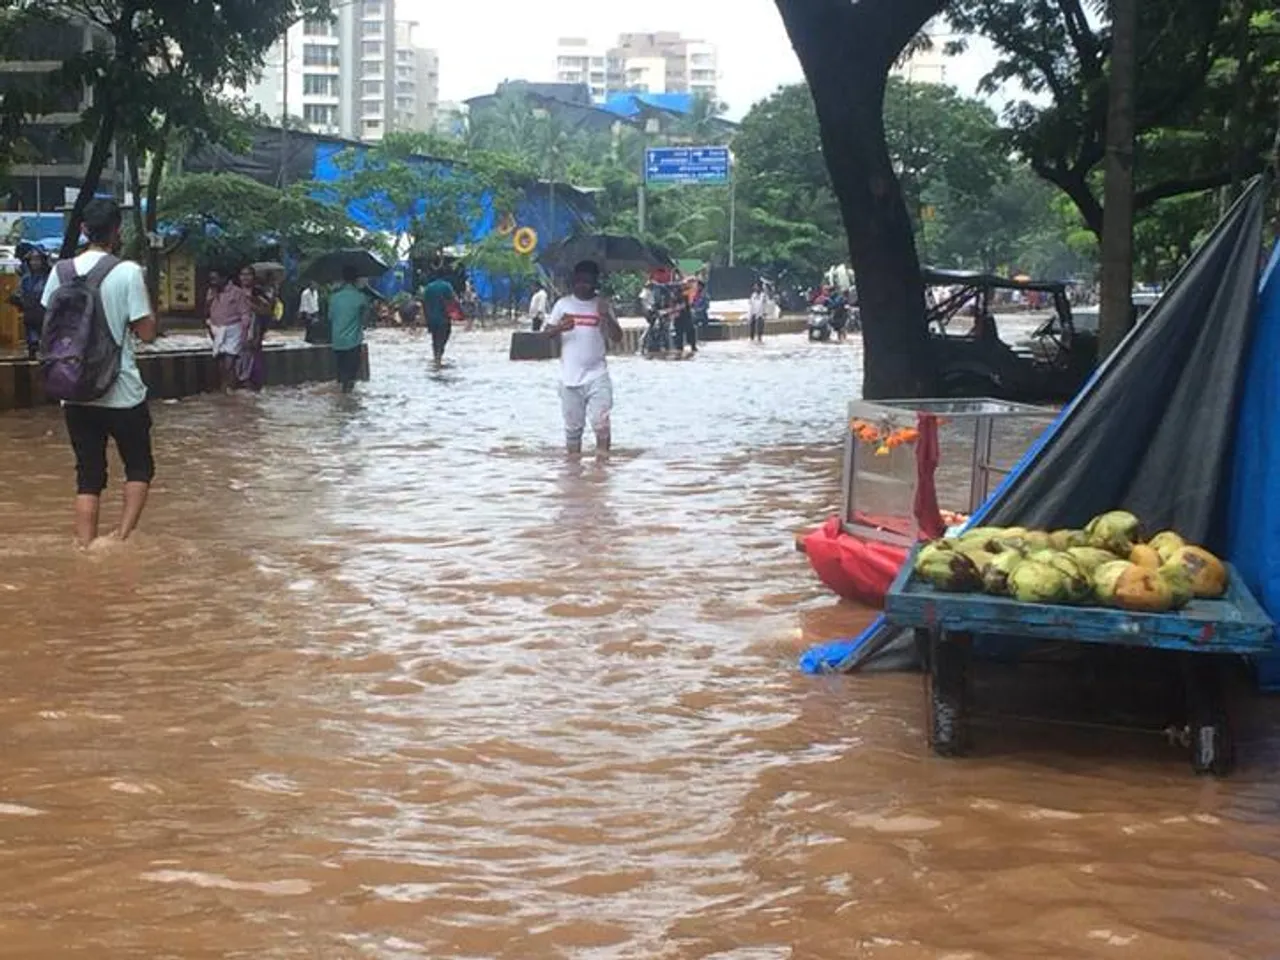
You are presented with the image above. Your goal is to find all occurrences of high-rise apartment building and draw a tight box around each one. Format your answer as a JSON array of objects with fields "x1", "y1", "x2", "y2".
[
  {"x1": 246, "y1": 0, "x2": 438, "y2": 142},
  {"x1": 393, "y1": 22, "x2": 440, "y2": 134},
  {"x1": 0, "y1": 18, "x2": 121, "y2": 211},
  {"x1": 554, "y1": 32, "x2": 719, "y2": 105}
]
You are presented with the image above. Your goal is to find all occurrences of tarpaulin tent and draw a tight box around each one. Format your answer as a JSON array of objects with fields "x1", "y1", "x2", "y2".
[
  {"x1": 801, "y1": 177, "x2": 1270, "y2": 675},
  {"x1": 1227, "y1": 232, "x2": 1280, "y2": 688}
]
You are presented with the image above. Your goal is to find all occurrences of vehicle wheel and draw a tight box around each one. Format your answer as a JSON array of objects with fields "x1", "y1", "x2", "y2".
[
  {"x1": 927, "y1": 631, "x2": 968, "y2": 757},
  {"x1": 808, "y1": 330, "x2": 818, "y2": 342}
]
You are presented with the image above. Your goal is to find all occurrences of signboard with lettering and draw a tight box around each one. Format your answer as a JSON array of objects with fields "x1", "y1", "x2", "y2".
[{"x1": 644, "y1": 146, "x2": 731, "y2": 185}]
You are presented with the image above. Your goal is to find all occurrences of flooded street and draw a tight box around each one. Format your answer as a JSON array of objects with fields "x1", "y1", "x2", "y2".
[{"x1": 2, "y1": 329, "x2": 1280, "y2": 959}]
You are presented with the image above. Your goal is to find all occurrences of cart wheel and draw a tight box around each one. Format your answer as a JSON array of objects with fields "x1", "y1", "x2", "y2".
[
  {"x1": 1190, "y1": 720, "x2": 1234, "y2": 777},
  {"x1": 927, "y1": 631, "x2": 968, "y2": 758},
  {"x1": 1183, "y1": 655, "x2": 1236, "y2": 777}
]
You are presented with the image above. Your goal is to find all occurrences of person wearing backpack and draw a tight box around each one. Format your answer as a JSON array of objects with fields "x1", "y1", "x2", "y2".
[{"x1": 40, "y1": 198, "x2": 158, "y2": 548}]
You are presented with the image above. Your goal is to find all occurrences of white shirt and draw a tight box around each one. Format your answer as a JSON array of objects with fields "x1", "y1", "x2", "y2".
[
  {"x1": 529, "y1": 288, "x2": 548, "y2": 318},
  {"x1": 749, "y1": 292, "x2": 767, "y2": 319},
  {"x1": 549, "y1": 294, "x2": 609, "y2": 387},
  {"x1": 299, "y1": 287, "x2": 320, "y2": 315},
  {"x1": 42, "y1": 250, "x2": 151, "y2": 409}
]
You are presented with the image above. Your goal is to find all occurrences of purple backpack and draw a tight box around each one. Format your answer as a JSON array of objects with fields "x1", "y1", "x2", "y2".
[{"x1": 40, "y1": 255, "x2": 122, "y2": 402}]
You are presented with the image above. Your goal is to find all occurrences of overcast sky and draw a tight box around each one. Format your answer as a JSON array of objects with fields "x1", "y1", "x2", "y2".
[{"x1": 399, "y1": 0, "x2": 1005, "y2": 119}]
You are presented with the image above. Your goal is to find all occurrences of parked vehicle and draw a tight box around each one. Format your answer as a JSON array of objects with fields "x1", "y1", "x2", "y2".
[{"x1": 925, "y1": 268, "x2": 1094, "y2": 403}]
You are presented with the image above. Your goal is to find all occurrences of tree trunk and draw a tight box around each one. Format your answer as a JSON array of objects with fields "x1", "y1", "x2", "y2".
[
  {"x1": 126, "y1": 150, "x2": 145, "y2": 260},
  {"x1": 774, "y1": 0, "x2": 943, "y2": 398},
  {"x1": 144, "y1": 132, "x2": 169, "y2": 312},
  {"x1": 1098, "y1": 0, "x2": 1139, "y2": 359},
  {"x1": 62, "y1": 106, "x2": 117, "y2": 259}
]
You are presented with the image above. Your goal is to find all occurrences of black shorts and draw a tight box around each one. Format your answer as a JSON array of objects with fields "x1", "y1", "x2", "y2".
[
  {"x1": 334, "y1": 347, "x2": 362, "y2": 385},
  {"x1": 64, "y1": 401, "x2": 155, "y2": 496},
  {"x1": 429, "y1": 322, "x2": 452, "y2": 357}
]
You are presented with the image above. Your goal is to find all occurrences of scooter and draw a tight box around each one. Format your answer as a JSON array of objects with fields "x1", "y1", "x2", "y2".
[
  {"x1": 642, "y1": 308, "x2": 674, "y2": 355},
  {"x1": 807, "y1": 304, "x2": 833, "y2": 342}
]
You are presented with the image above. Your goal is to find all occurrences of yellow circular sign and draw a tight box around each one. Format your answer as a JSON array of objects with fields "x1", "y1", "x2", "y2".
[{"x1": 512, "y1": 227, "x2": 538, "y2": 256}]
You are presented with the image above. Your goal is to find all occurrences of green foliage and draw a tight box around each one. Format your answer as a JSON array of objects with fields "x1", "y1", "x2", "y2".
[
  {"x1": 0, "y1": 0, "x2": 330, "y2": 255},
  {"x1": 946, "y1": 0, "x2": 1280, "y2": 234},
  {"x1": 159, "y1": 172, "x2": 365, "y2": 269}
]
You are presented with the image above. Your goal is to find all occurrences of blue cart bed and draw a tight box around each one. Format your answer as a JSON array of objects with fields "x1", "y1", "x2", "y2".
[
  {"x1": 886, "y1": 547, "x2": 1274, "y2": 655},
  {"x1": 884, "y1": 546, "x2": 1276, "y2": 775}
]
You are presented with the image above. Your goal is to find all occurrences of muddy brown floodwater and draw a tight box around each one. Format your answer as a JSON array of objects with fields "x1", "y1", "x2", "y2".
[{"x1": 2, "y1": 329, "x2": 1280, "y2": 960}]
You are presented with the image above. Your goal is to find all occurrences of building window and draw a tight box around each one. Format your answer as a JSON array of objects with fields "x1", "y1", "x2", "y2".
[
  {"x1": 361, "y1": 101, "x2": 383, "y2": 117},
  {"x1": 362, "y1": 41, "x2": 383, "y2": 58},
  {"x1": 691, "y1": 70, "x2": 716, "y2": 82},
  {"x1": 302, "y1": 74, "x2": 337, "y2": 96},
  {"x1": 362, "y1": 80, "x2": 383, "y2": 96},
  {"x1": 302, "y1": 45, "x2": 339, "y2": 67},
  {"x1": 303, "y1": 104, "x2": 338, "y2": 127},
  {"x1": 303, "y1": 19, "x2": 334, "y2": 36},
  {"x1": 362, "y1": 62, "x2": 383, "y2": 78},
  {"x1": 362, "y1": 20, "x2": 382, "y2": 36},
  {"x1": 363, "y1": 120, "x2": 382, "y2": 132}
]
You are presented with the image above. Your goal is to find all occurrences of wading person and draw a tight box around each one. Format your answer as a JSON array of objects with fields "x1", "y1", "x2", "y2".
[
  {"x1": 299, "y1": 281, "x2": 321, "y2": 343},
  {"x1": 205, "y1": 268, "x2": 252, "y2": 392},
  {"x1": 238, "y1": 265, "x2": 273, "y2": 391},
  {"x1": 420, "y1": 267, "x2": 459, "y2": 367},
  {"x1": 528, "y1": 281, "x2": 549, "y2": 332},
  {"x1": 544, "y1": 260, "x2": 623, "y2": 456},
  {"x1": 15, "y1": 248, "x2": 51, "y2": 359},
  {"x1": 748, "y1": 280, "x2": 768, "y2": 342},
  {"x1": 327, "y1": 265, "x2": 368, "y2": 393},
  {"x1": 40, "y1": 198, "x2": 158, "y2": 548}
]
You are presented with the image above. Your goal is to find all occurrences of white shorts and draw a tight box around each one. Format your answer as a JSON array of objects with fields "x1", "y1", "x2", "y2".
[
  {"x1": 560, "y1": 373, "x2": 613, "y2": 439},
  {"x1": 210, "y1": 323, "x2": 245, "y2": 358}
]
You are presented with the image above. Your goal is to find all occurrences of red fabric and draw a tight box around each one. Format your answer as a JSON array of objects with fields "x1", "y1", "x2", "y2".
[
  {"x1": 913, "y1": 413, "x2": 947, "y2": 540},
  {"x1": 802, "y1": 516, "x2": 910, "y2": 609},
  {"x1": 446, "y1": 300, "x2": 465, "y2": 324}
]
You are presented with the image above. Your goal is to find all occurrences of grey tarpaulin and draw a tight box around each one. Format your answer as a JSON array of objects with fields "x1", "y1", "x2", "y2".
[{"x1": 979, "y1": 177, "x2": 1267, "y2": 549}]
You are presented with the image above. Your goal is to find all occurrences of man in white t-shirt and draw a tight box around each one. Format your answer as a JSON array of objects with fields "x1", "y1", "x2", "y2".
[
  {"x1": 545, "y1": 260, "x2": 623, "y2": 456},
  {"x1": 528, "y1": 282, "x2": 549, "y2": 332},
  {"x1": 41, "y1": 198, "x2": 158, "y2": 548}
]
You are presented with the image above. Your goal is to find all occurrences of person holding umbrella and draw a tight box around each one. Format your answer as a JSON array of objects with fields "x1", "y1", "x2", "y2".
[{"x1": 543, "y1": 260, "x2": 623, "y2": 457}]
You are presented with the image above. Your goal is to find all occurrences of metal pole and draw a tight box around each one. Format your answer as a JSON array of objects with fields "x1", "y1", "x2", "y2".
[
  {"x1": 728, "y1": 156, "x2": 736, "y2": 267},
  {"x1": 637, "y1": 143, "x2": 647, "y2": 235},
  {"x1": 280, "y1": 28, "x2": 289, "y2": 188},
  {"x1": 35, "y1": 169, "x2": 41, "y2": 213}
]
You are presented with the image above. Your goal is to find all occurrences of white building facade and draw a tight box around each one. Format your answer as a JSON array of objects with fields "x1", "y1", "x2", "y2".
[
  {"x1": 554, "y1": 33, "x2": 720, "y2": 104},
  {"x1": 245, "y1": 0, "x2": 438, "y2": 142}
]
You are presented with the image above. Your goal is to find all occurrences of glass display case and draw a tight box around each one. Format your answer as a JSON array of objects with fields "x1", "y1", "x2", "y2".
[{"x1": 841, "y1": 398, "x2": 1055, "y2": 547}]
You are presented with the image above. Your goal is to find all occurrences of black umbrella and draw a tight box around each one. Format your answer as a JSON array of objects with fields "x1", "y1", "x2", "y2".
[
  {"x1": 303, "y1": 249, "x2": 390, "y2": 285},
  {"x1": 539, "y1": 233, "x2": 673, "y2": 275}
]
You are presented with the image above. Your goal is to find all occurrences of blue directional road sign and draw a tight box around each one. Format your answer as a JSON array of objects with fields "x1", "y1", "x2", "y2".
[{"x1": 645, "y1": 146, "x2": 731, "y2": 185}]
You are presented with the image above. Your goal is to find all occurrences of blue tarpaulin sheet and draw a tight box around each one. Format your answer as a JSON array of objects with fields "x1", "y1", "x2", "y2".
[{"x1": 1227, "y1": 242, "x2": 1280, "y2": 688}]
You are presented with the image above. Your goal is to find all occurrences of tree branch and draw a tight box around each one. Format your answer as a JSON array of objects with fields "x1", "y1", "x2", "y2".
[{"x1": 1134, "y1": 168, "x2": 1259, "y2": 210}]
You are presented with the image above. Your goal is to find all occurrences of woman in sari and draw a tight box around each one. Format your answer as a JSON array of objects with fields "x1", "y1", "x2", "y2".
[{"x1": 237, "y1": 265, "x2": 276, "y2": 391}]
